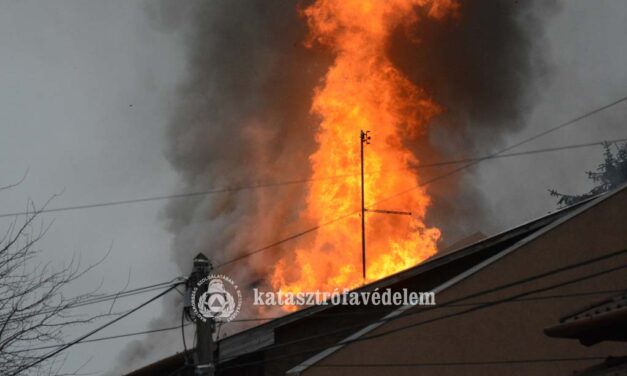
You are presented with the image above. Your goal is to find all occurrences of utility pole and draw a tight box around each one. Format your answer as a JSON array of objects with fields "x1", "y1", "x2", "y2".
[
  {"x1": 360, "y1": 130, "x2": 370, "y2": 282},
  {"x1": 359, "y1": 130, "x2": 412, "y2": 285},
  {"x1": 188, "y1": 253, "x2": 215, "y2": 376}
]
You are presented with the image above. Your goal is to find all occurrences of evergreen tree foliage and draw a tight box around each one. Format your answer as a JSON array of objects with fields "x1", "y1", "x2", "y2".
[{"x1": 550, "y1": 142, "x2": 627, "y2": 207}]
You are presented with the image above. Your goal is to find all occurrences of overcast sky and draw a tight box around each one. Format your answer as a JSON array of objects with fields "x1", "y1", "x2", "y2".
[
  {"x1": 1, "y1": 0, "x2": 626, "y2": 374},
  {"x1": 0, "y1": 1, "x2": 184, "y2": 373}
]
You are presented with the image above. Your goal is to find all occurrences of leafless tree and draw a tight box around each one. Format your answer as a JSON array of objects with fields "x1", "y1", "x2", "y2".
[{"x1": 0, "y1": 182, "x2": 114, "y2": 375}]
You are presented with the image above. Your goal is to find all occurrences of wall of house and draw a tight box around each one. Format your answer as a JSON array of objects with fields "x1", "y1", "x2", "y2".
[{"x1": 300, "y1": 187, "x2": 627, "y2": 376}]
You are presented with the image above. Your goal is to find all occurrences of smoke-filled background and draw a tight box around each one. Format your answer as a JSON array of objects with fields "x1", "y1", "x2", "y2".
[
  {"x1": 2, "y1": 0, "x2": 627, "y2": 374},
  {"x1": 160, "y1": 0, "x2": 558, "y2": 285},
  {"x1": 113, "y1": 0, "x2": 561, "y2": 371},
  {"x1": 159, "y1": 0, "x2": 323, "y2": 280},
  {"x1": 110, "y1": 0, "x2": 627, "y2": 372},
  {"x1": 391, "y1": 0, "x2": 559, "y2": 242}
]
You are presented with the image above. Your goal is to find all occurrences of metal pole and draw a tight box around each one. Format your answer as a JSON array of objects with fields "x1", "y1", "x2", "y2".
[
  {"x1": 360, "y1": 130, "x2": 367, "y2": 283},
  {"x1": 191, "y1": 253, "x2": 215, "y2": 376},
  {"x1": 196, "y1": 318, "x2": 214, "y2": 376}
]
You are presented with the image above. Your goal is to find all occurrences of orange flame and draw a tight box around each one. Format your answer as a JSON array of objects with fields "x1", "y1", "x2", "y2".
[{"x1": 271, "y1": 0, "x2": 457, "y2": 297}]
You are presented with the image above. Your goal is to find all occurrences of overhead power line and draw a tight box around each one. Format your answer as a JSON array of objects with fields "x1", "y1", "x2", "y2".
[
  {"x1": 348, "y1": 262, "x2": 627, "y2": 349},
  {"x1": 402, "y1": 137, "x2": 627, "y2": 170},
  {"x1": 222, "y1": 261, "x2": 626, "y2": 371},
  {"x1": 218, "y1": 248, "x2": 627, "y2": 367},
  {"x1": 12, "y1": 324, "x2": 190, "y2": 354},
  {"x1": 314, "y1": 356, "x2": 606, "y2": 368},
  {"x1": 1, "y1": 135, "x2": 626, "y2": 220},
  {"x1": 370, "y1": 97, "x2": 627, "y2": 208},
  {"x1": 28, "y1": 258, "x2": 612, "y2": 372},
  {"x1": 0, "y1": 279, "x2": 182, "y2": 323},
  {"x1": 215, "y1": 212, "x2": 355, "y2": 268},
  {"x1": 9, "y1": 283, "x2": 182, "y2": 376},
  {"x1": 226, "y1": 287, "x2": 627, "y2": 323},
  {"x1": 504, "y1": 95, "x2": 627, "y2": 152},
  {"x1": 30, "y1": 281, "x2": 611, "y2": 364},
  {"x1": 20, "y1": 263, "x2": 619, "y2": 368}
]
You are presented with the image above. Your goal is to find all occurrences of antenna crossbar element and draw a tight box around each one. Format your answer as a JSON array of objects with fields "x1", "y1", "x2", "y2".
[{"x1": 365, "y1": 209, "x2": 412, "y2": 216}]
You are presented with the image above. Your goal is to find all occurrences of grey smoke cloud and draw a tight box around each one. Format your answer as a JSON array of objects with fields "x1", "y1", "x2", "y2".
[
  {"x1": 390, "y1": 0, "x2": 558, "y2": 241},
  {"x1": 112, "y1": 1, "x2": 326, "y2": 371},
  {"x1": 115, "y1": 0, "x2": 559, "y2": 372},
  {"x1": 160, "y1": 0, "x2": 558, "y2": 272},
  {"x1": 160, "y1": 0, "x2": 329, "y2": 279}
]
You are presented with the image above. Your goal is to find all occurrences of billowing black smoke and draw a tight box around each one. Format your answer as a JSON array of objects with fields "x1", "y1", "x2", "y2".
[
  {"x1": 390, "y1": 0, "x2": 558, "y2": 242},
  {"x1": 161, "y1": 0, "x2": 331, "y2": 277},
  {"x1": 110, "y1": 1, "x2": 327, "y2": 372}
]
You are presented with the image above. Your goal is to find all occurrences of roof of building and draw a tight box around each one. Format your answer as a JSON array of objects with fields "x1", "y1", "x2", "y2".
[
  {"x1": 125, "y1": 188, "x2": 616, "y2": 376},
  {"x1": 286, "y1": 185, "x2": 627, "y2": 375}
]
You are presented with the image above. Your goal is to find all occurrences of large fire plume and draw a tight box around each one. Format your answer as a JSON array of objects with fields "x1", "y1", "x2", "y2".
[
  {"x1": 271, "y1": 0, "x2": 458, "y2": 295},
  {"x1": 111, "y1": 2, "x2": 554, "y2": 371}
]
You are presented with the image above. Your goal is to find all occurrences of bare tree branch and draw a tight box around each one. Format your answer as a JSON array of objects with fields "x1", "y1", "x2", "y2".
[{"x1": 0, "y1": 189, "x2": 116, "y2": 375}]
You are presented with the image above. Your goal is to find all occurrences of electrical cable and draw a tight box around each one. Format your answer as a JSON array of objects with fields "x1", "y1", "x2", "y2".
[
  {"x1": 181, "y1": 306, "x2": 191, "y2": 367},
  {"x1": 225, "y1": 287, "x2": 627, "y2": 323},
  {"x1": 0, "y1": 279, "x2": 183, "y2": 322},
  {"x1": 308, "y1": 355, "x2": 609, "y2": 368},
  {"x1": 217, "y1": 248, "x2": 627, "y2": 367},
  {"x1": 220, "y1": 260, "x2": 626, "y2": 371},
  {"x1": 11, "y1": 323, "x2": 191, "y2": 353},
  {"x1": 8, "y1": 283, "x2": 182, "y2": 376},
  {"x1": 1, "y1": 135, "x2": 625, "y2": 220}
]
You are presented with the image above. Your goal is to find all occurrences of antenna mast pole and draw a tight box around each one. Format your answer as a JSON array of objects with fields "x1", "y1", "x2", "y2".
[
  {"x1": 360, "y1": 130, "x2": 370, "y2": 283},
  {"x1": 359, "y1": 130, "x2": 412, "y2": 285}
]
